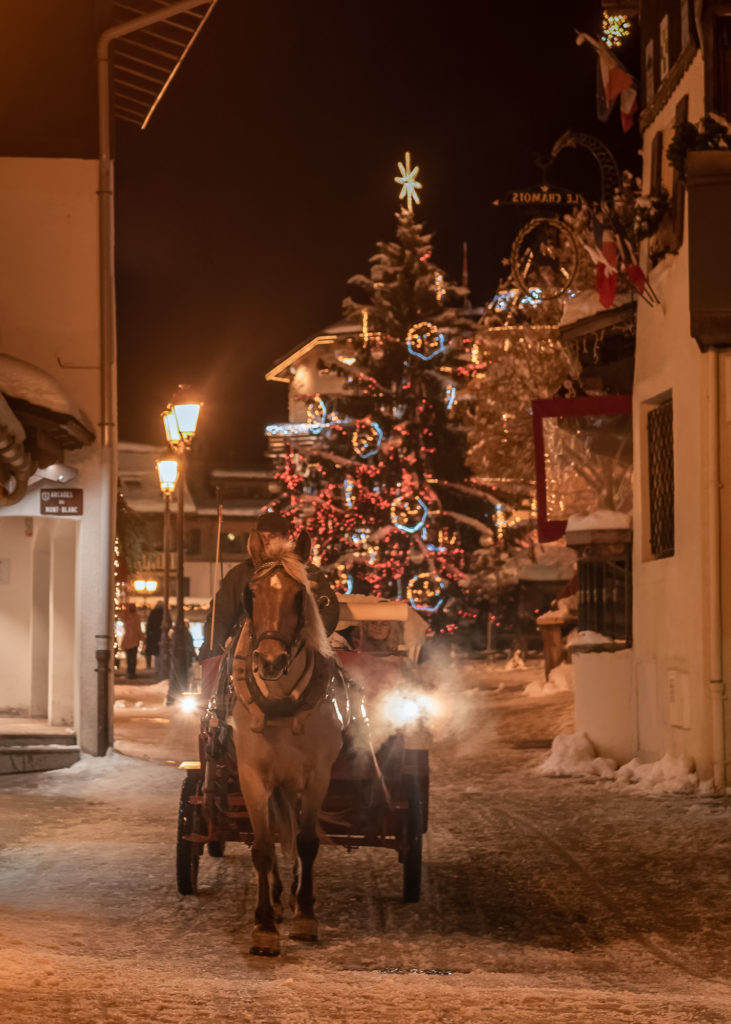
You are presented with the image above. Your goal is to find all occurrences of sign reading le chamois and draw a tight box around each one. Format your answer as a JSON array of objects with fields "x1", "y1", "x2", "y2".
[{"x1": 40, "y1": 488, "x2": 83, "y2": 516}]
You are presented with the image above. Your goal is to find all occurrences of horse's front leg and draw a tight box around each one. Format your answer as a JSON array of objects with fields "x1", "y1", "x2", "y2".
[
  {"x1": 240, "y1": 776, "x2": 281, "y2": 957},
  {"x1": 290, "y1": 783, "x2": 327, "y2": 943},
  {"x1": 270, "y1": 851, "x2": 284, "y2": 922}
]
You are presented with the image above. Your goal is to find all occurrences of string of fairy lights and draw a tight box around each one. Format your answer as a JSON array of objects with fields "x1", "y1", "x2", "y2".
[{"x1": 601, "y1": 10, "x2": 632, "y2": 48}]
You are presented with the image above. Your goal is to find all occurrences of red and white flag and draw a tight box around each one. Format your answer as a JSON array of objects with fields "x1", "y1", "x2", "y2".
[{"x1": 576, "y1": 31, "x2": 638, "y2": 132}]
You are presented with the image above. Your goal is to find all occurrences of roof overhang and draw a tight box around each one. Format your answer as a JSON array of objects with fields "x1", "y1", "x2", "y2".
[
  {"x1": 110, "y1": 0, "x2": 219, "y2": 130},
  {"x1": 266, "y1": 319, "x2": 370, "y2": 384}
]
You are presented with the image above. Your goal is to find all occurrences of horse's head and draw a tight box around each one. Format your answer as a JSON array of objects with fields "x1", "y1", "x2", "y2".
[{"x1": 245, "y1": 529, "x2": 316, "y2": 681}]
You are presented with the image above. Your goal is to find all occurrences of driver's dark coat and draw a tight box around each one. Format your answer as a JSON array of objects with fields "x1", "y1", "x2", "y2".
[{"x1": 199, "y1": 557, "x2": 339, "y2": 659}]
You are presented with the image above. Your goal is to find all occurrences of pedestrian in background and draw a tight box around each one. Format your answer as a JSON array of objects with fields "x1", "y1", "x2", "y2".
[
  {"x1": 145, "y1": 601, "x2": 163, "y2": 670},
  {"x1": 121, "y1": 602, "x2": 143, "y2": 680}
]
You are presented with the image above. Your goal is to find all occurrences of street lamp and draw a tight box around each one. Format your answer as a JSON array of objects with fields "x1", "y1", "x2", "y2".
[
  {"x1": 155, "y1": 456, "x2": 179, "y2": 683},
  {"x1": 162, "y1": 388, "x2": 202, "y2": 703}
]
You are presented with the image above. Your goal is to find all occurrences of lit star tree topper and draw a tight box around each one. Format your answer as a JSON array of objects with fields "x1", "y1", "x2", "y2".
[{"x1": 394, "y1": 151, "x2": 422, "y2": 212}]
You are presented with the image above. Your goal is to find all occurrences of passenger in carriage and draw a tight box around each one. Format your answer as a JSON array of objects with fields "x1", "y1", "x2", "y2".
[
  {"x1": 358, "y1": 619, "x2": 403, "y2": 656},
  {"x1": 198, "y1": 511, "x2": 339, "y2": 660}
]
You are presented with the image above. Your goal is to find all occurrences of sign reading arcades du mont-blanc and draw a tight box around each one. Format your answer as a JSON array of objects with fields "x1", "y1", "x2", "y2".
[{"x1": 40, "y1": 488, "x2": 83, "y2": 516}]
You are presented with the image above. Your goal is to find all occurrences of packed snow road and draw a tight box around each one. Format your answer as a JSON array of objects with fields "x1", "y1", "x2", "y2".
[{"x1": 1, "y1": 660, "x2": 731, "y2": 1023}]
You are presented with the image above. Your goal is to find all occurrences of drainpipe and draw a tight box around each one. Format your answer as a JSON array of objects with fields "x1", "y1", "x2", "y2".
[
  {"x1": 95, "y1": 0, "x2": 217, "y2": 754},
  {"x1": 707, "y1": 349, "x2": 727, "y2": 791}
]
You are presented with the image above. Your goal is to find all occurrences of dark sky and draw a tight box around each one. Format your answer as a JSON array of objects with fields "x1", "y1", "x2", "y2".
[{"x1": 114, "y1": 0, "x2": 640, "y2": 467}]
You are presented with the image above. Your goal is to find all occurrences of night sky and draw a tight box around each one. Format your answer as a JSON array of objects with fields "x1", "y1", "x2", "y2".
[{"x1": 114, "y1": 0, "x2": 640, "y2": 468}]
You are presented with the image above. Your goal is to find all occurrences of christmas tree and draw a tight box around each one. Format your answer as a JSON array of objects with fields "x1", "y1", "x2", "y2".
[{"x1": 271, "y1": 189, "x2": 497, "y2": 639}]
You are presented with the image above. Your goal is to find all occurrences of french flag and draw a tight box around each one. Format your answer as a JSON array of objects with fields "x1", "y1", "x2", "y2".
[{"x1": 576, "y1": 31, "x2": 638, "y2": 132}]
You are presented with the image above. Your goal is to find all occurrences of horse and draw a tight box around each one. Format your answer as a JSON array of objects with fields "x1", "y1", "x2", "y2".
[{"x1": 230, "y1": 529, "x2": 343, "y2": 956}]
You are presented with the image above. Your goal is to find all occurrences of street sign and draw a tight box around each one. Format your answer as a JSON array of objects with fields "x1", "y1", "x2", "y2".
[{"x1": 40, "y1": 488, "x2": 83, "y2": 516}]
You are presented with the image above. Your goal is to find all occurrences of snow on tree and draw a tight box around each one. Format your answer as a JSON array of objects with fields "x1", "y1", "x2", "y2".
[{"x1": 270, "y1": 208, "x2": 498, "y2": 638}]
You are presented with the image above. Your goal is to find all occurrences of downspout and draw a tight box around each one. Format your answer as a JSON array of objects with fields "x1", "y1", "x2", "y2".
[
  {"x1": 707, "y1": 349, "x2": 727, "y2": 790},
  {"x1": 95, "y1": 0, "x2": 218, "y2": 754}
]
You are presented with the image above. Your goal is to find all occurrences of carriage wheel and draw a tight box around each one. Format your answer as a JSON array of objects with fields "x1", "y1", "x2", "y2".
[
  {"x1": 208, "y1": 840, "x2": 226, "y2": 858},
  {"x1": 177, "y1": 772, "x2": 203, "y2": 895},
  {"x1": 402, "y1": 774, "x2": 423, "y2": 903}
]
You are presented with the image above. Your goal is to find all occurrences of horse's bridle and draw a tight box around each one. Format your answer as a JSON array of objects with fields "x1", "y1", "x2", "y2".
[{"x1": 247, "y1": 561, "x2": 306, "y2": 681}]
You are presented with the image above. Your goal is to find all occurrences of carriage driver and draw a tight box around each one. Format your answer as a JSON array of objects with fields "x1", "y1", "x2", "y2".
[{"x1": 198, "y1": 511, "x2": 339, "y2": 661}]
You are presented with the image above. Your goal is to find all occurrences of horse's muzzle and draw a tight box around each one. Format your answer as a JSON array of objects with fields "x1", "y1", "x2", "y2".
[{"x1": 253, "y1": 646, "x2": 290, "y2": 681}]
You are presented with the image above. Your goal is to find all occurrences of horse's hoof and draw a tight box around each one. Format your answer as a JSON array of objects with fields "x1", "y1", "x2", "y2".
[
  {"x1": 250, "y1": 927, "x2": 280, "y2": 957},
  {"x1": 290, "y1": 915, "x2": 318, "y2": 942}
]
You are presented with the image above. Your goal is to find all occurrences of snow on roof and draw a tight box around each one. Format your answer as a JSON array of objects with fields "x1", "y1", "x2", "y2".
[{"x1": 0, "y1": 353, "x2": 94, "y2": 435}]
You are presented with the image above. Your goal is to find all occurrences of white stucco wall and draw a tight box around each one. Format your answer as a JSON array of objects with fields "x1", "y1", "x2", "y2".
[
  {"x1": 632, "y1": 56, "x2": 719, "y2": 780},
  {"x1": 0, "y1": 517, "x2": 34, "y2": 712},
  {"x1": 572, "y1": 649, "x2": 635, "y2": 766},
  {"x1": 0, "y1": 158, "x2": 105, "y2": 748}
]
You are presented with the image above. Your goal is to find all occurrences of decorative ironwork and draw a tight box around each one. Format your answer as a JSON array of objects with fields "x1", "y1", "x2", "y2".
[
  {"x1": 647, "y1": 399, "x2": 675, "y2": 558},
  {"x1": 577, "y1": 544, "x2": 632, "y2": 644}
]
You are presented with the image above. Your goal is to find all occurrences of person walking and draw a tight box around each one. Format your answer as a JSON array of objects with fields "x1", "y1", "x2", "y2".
[
  {"x1": 121, "y1": 602, "x2": 143, "y2": 680},
  {"x1": 145, "y1": 601, "x2": 163, "y2": 670}
]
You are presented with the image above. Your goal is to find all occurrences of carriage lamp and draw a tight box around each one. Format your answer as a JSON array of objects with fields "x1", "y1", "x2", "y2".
[
  {"x1": 161, "y1": 387, "x2": 202, "y2": 705},
  {"x1": 380, "y1": 689, "x2": 441, "y2": 729},
  {"x1": 179, "y1": 692, "x2": 200, "y2": 714}
]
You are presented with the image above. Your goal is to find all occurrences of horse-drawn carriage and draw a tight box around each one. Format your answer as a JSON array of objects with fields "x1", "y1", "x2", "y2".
[{"x1": 175, "y1": 546, "x2": 431, "y2": 956}]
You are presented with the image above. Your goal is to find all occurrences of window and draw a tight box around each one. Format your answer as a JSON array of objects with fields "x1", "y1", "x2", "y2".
[{"x1": 646, "y1": 397, "x2": 675, "y2": 558}]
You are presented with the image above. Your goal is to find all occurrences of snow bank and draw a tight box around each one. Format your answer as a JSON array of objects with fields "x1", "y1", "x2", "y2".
[
  {"x1": 524, "y1": 662, "x2": 573, "y2": 697},
  {"x1": 34, "y1": 750, "x2": 180, "y2": 799},
  {"x1": 616, "y1": 753, "x2": 700, "y2": 795},
  {"x1": 535, "y1": 731, "x2": 616, "y2": 779},
  {"x1": 536, "y1": 732, "x2": 707, "y2": 795}
]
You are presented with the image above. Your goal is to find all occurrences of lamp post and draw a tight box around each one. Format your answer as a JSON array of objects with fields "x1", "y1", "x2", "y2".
[
  {"x1": 155, "y1": 456, "x2": 179, "y2": 684},
  {"x1": 162, "y1": 389, "x2": 202, "y2": 703}
]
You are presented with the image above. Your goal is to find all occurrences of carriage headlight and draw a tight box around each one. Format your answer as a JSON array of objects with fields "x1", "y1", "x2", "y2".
[
  {"x1": 180, "y1": 693, "x2": 200, "y2": 714},
  {"x1": 381, "y1": 690, "x2": 439, "y2": 728}
]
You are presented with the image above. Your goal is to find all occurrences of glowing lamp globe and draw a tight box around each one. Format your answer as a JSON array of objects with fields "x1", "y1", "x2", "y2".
[
  {"x1": 155, "y1": 458, "x2": 179, "y2": 496},
  {"x1": 162, "y1": 388, "x2": 202, "y2": 447}
]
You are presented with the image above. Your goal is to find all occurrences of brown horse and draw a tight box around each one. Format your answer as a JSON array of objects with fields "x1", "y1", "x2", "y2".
[{"x1": 230, "y1": 530, "x2": 342, "y2": 956}]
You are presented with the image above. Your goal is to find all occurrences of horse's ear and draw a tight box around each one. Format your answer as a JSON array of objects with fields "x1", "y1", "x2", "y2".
[
  {"x1": 248, "y1": 530, "x2": 266, "y2": 567},
  {"x1": 294, "y1": 530, "x2": 312, "y2": 563}
]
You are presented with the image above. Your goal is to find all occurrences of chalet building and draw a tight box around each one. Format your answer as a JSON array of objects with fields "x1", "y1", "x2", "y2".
[
  {"x1": 569, "y1": 0, "x2": 731, "y2": 789},
  {"x1": 0, "y1": 1, "x2": 218, "y2": 772}
]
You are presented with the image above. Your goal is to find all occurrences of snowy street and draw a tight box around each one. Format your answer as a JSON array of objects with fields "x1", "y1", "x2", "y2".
[{"x1": 2, "y1": 659, "x2": 730, "y2": 1024}]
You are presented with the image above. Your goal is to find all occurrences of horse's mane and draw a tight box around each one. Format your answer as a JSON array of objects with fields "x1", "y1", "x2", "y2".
[{"x1": 253, "y1": 538, "x2": 332, "y2": 659}]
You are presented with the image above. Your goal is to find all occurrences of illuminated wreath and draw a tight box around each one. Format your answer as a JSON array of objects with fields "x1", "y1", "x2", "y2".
[
  {"x1": 390, "y1": 496, "x2": 429, "y2": 534},
  {"x1": 406, "y1": 321, "x2": 447, "y2": 361},
  {"x1": 352, "y1": 419, "x2": 383, "y2": 458},
  {"x1": 406, "y1": 572, "x2": 446, "y2": 613}
]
